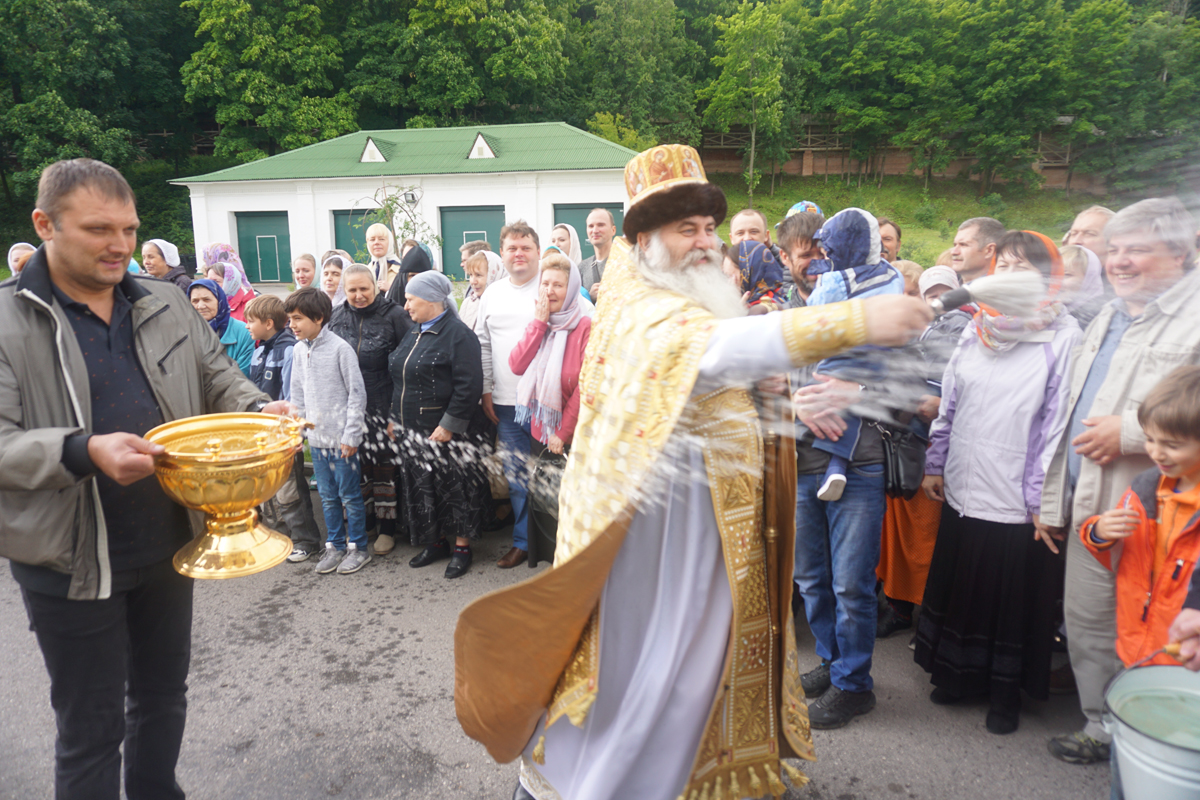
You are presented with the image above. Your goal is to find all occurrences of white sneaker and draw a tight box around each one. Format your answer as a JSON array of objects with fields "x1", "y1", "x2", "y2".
[
  {"x1": 817, "y1": 473, "x2": 846, "y2": 502},
  {"x1": 287, "y1": 545, "x2": 316, "y2": 563},
  {"x1": 373, "y1": 534, "x2": 395, "y2": 555}
]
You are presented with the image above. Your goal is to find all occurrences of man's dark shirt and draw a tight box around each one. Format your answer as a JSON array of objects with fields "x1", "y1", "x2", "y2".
[{"x1": 10, "y1": 282, "x2": 190, "y2": 596}]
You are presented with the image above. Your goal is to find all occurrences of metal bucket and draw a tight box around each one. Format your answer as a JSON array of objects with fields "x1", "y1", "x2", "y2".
[{"x1": 1103, "y1": 665, "x2": 1200, "y2": 800}]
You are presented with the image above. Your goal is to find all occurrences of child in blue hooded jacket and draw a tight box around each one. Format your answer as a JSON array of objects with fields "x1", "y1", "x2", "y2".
[{"x1": 804, "y1": 207, "x2": 906, "y2": 500}]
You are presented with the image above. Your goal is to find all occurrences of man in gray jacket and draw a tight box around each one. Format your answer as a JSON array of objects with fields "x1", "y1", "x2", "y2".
[
  {"x1": 0, "y1": 159, "x2": 290, "y2": 799},
  {"x1": 1038, "y1": 197, "x2": 1200, "y2": 764}
]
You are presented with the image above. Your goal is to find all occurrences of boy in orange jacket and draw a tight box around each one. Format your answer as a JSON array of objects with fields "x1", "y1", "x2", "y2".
[{"x1": 1082, "y1": 366, "x2": 1200, "y2": 668}]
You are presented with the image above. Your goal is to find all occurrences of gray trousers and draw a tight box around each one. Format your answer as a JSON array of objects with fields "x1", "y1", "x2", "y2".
[
  {"x1": 260, "y1": 452, "x2": 322, "y2": 550},
  {"x1": 1063, "y1": 529, "x2": 1122, "y2": 742}
]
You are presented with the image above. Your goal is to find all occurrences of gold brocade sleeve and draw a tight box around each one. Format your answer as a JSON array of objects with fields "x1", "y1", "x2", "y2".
[{"x1": 780, "y1": 299, "x2": 869, "y2": 367}]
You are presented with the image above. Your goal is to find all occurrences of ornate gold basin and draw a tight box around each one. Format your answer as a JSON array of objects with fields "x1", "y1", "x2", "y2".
[{"x1": 145, "y1": 413, "x2": 308, "y2": 579}]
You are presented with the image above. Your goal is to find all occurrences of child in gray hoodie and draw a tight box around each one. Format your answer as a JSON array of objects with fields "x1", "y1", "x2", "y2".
[{"x1": 285, "y1": 288, "x2": 371, "y2": 575}]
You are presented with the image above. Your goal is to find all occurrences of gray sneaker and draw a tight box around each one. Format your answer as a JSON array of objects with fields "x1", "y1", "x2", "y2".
[
  {"x1": 337, "y1": 546, "x2": 372, "y2": 574},
  {"x1": 315, "y1": 545, "x2": 345, "y2": 574}
]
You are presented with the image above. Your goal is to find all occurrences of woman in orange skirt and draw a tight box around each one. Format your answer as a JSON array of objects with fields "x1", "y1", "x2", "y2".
[{"x1": 877, "y1": 491, "x2": 942, "y2": 636}]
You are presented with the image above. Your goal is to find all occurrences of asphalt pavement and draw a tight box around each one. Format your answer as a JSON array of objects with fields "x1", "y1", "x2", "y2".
[{"x1": 1, "y1": 502, "x2": 1110, "y2": 800}]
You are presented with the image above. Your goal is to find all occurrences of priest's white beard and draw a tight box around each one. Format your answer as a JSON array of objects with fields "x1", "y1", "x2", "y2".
[{"x1": 635, "y1": 234, "x2": 747, "y2": 320}]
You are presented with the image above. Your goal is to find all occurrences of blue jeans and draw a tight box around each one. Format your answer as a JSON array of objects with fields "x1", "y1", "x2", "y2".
[
  {"x1": 495, "y1": 404, "x2": 531, "y2": 551},
  {"x1": 311, "y1": 447, "x2": 367, "y2": 551},
  {"x1": 793, "y1": 462, "x2": 887, "y2": 692}
]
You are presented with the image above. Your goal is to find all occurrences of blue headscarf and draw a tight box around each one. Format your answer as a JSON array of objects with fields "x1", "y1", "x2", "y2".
[
  {"x1": 188, "y1": 278, "x2": 231, "y2": 336},
  {"x1": 736, "y1": 240, "x2": 784, "y2": 305}
]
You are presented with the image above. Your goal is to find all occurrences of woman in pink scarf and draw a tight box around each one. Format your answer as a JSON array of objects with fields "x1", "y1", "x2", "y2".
[
  {"x1": 202, "y1": 243, "x2": 257, "y2": 321},
  {"x1": 509, "y1": 253, "x2": 592, "y2": 454}
]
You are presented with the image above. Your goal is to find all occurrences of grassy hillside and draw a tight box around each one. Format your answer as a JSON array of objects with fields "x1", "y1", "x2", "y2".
[{"x1": 711, "y1": 173, "x2": 1109, "y2": 267}]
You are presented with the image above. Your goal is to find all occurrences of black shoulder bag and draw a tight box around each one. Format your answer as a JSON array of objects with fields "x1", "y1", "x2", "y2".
[{"x1": 873, "y1": 422, "x2": 928, "y2": 500}]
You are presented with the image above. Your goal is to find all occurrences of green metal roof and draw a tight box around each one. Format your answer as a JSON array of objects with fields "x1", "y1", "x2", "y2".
[{"x1": 174, "y1": 122, "x2": 637, "y2": 184}]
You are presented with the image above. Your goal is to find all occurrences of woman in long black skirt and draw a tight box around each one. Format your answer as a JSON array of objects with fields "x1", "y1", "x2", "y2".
[
  {"x1": 914, "y1": 231, "x2": 1081, "y2": 734},
  {"x1": 387, "y1": 272, "x2": 488, "y2": 579}
]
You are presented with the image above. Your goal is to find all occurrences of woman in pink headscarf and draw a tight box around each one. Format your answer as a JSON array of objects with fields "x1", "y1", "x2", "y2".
[
  {"x1": 203, "y1": 243, "x2": 257, "y2": 321},
  {"x1": 508, "y1": 252, "x2": 592, "y2": 566},
  {"x1": 509, "y1": 253, "x2": 591, "y2": 453}
]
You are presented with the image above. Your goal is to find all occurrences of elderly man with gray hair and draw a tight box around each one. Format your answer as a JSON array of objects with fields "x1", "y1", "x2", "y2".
[
  {"x1": 1037, "y1": 197, "x2": 1200, "y2": 764},
  {"x1": 1063, "y1": 205, "x2": 1116, "y2": 268}
]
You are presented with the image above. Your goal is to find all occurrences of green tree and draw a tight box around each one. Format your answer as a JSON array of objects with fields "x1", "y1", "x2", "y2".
[
  {"x1": 343, "y1": 0, "x2": 569, "y2": 128},
  {"x1": 1075, "y1": 9, "x2": 1200, "y2": 192},
  {"x1": 953, "y1": 0, "x2": 1069, "y2": 193},
  {"x1": 182, "y1": 0, "x2": 358, "y2": 161},
  {"x1": 586, "y1": 112, "x2": 658, "y2": 150},
  {"x1": 1057, "y1": 0, "x2": 1134, "y2": 193},
  {"x1": 0, "y1": 0, "x2": 138, "y2": 196},
  {"x1": 583, "y1": 0, "x2": 700, "y2": 144},
  {"x1": 887, "y1": 0, "x2": 972, "y2": 188},
  {"x1": 698, "y1": 0, "x2": 784, "y2": 205},
  {"x1": 675, "y1": 0, "x2": 739, "y2": 85}
]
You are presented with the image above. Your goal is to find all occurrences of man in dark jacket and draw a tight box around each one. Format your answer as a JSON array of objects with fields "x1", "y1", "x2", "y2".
[{"x1": 0, "y1": 159, "x2": 290, "y2": 799}]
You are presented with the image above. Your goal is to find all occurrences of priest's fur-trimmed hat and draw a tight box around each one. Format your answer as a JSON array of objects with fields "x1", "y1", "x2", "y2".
[{"x1": 622, "y1": 144, "x2": 727, "y2": 241}]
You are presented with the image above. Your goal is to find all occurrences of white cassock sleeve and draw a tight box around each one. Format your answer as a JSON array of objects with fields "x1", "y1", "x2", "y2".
[{"x1": 695, "y1": 313, "x2": 792, "y2": 390}]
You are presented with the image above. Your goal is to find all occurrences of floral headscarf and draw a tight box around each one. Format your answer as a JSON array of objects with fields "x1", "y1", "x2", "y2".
[
  {"x1": 203, "y1": 243, "x2": 254, "y2": 293},
  {"x1": 974, "y1": 230, "x2": 1067, "y2": 353},
  {"x1": 736, "y1": 240, "x2": 784, "y2": 306}
]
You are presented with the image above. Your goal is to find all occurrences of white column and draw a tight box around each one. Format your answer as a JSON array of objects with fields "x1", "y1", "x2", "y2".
[
  {"x1": 293, "y1": 182, "x2": 318, "y2": 260},
  {"x1": 186, "y1": 185, "x2": 209, "y2": 258}
]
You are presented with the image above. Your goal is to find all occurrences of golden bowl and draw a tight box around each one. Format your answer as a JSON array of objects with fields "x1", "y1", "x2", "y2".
[{"x1": 145, "y1": 413, "x2": 307, "y2": 579}]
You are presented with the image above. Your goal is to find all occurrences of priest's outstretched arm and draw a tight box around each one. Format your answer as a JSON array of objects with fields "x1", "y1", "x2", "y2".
[{"x1": 696, "y1": 296, "x2": 931, "y2": 388}]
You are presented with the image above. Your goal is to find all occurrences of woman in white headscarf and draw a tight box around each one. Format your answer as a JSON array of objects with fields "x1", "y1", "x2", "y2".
[
  {"x1": 365, "y1": 222, "x2": 403, "y2": 293},
  {"x1": 459, "y1": 250, "x2": 508, "y2": 331},
  {"x1": 548, "y1": 223, "x2": 582, "y2": 265},
  {"x1": 7, "y1": 242, "x2": 35, "y2": 275},
  {"x1": 320, "y1": 254, "x2": 349, "y2": 308},
  {"x1": 142, "y1": 239, "x2": 192, "y2": 292}
]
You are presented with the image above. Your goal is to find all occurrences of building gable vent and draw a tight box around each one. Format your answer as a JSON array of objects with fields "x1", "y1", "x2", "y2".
[
  {"x1": 467, "y1": 133, "x2": 496, "y2": 160},
  {"x1": 360, "y1": 137, "x2": 387, "y2": 163}
]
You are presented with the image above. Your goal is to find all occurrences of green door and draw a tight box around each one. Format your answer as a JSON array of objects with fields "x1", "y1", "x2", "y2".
[
  {"x1": 553, "y1": 203, "x2": 625, "y2": 261},
  {"x1": 440, "y1": 206, "x2": 505, "y2": 279},
  {"x1": 235, "y1": 212, "x2": 292, "y2": 283},
  {"x1": 333, "y1": 209, "x2": 375, "y2": 263}
]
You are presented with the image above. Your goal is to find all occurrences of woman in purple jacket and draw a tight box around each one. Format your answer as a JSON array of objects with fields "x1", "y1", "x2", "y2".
[{"x1": 914, "y1": 231, "x2": 1081, "y2": 735}]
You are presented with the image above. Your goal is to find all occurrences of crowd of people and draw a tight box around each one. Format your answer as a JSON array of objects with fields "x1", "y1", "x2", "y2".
[{"x1": 5, "y1": 154, "x2": 1200, "y2": 800}]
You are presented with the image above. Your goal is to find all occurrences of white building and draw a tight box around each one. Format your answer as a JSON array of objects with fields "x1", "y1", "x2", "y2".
[{"x1": 173, "y1": 122, "x2": 633, "y2": 281}]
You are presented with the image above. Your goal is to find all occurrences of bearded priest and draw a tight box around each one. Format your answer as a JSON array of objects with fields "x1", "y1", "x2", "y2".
[{"x1": 454, "y1": 144, "x2": 931, "y2": 800}]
